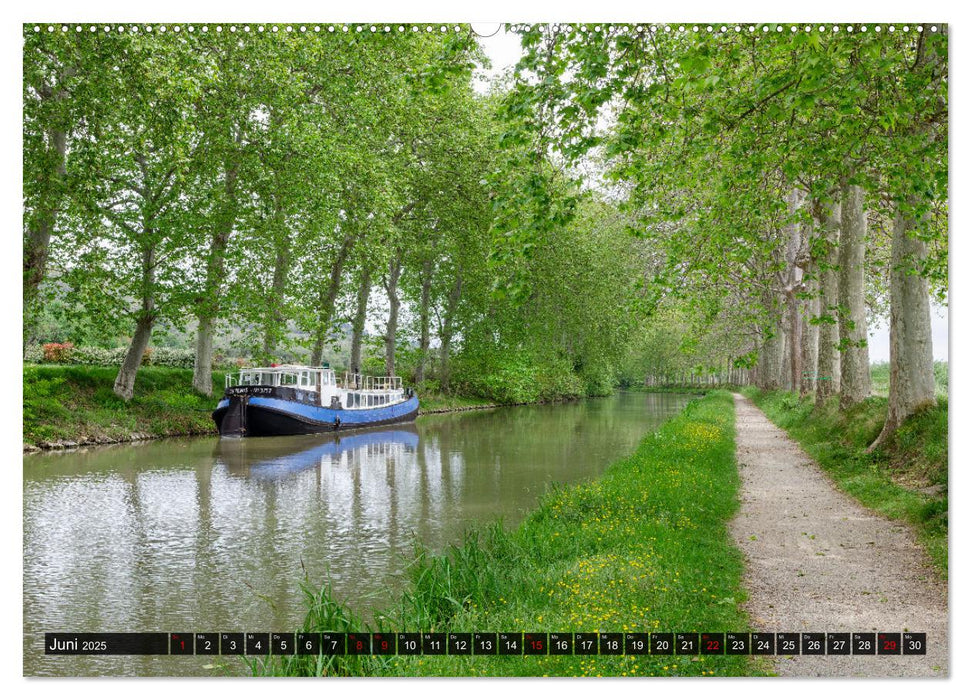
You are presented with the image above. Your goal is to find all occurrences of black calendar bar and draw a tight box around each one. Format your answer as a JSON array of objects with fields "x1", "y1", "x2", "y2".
[
  {"x1": 45, "y1": 633, "x2": 169, "y2": 655},
  {"x1": 43, "y1": 632, "x2": 927, "y2": 656}
]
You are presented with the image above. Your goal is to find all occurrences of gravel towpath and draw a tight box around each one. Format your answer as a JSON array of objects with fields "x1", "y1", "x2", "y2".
[{"x1": 729, "y1": 393, "x2": 948, "y2": 677}]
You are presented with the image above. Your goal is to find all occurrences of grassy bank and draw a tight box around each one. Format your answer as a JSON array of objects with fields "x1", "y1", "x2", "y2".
[
  {"x1": 253, "y1": 391, "x2": 764, "y2": 677},
  {"x1": 23, "y1": 364, "x2": 580, "y2": 449},
  {"x1": 742, "y1": 389, "x2": 947, "y2": 577},
  {"x1": 23, "y1": 364, "x2": 226, "y2": 447},
  {"x1": 417, "y1": 392, "x2": 503, "y2": 413}
]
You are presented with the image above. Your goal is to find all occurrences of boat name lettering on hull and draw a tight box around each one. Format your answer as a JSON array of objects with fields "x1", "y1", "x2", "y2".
[{"x1": 226, "y1": 386, "x2": 274, "y2": 396}]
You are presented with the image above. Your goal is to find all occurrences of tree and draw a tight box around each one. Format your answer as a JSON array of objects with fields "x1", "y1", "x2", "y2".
[
  {"x1": 869, "y1": 25, "x2": 947, "y2": 447},
  {"x1": 64, "y1": 30, "x2": 206, "y2": 399}
]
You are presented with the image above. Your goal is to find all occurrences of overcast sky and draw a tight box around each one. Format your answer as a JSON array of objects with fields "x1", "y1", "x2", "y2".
[{"x1": 472, "y1": 25, "x2": 949, "y2": 362}]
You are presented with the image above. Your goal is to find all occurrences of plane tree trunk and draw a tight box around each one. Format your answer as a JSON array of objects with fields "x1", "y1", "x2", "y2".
[
  {"x1": 869, "y1": 200, "x2": 937, "y2": 450},
  {"x1": 415, "y1": 257, "x2": 434, "y2": 383},
  {"x1": 114, "y1": 243, "x2": 157, "y2": 400},
  {"x1": 349, "y1": 267, "x2": 371, "y2": 374},
  {"x1": 383, "y1": 248, "x2": 404, "y2": 377},
  {"x1": 815, "y1": 199, "x2": 842, "y2": 405},
  {"x1": 800, "y1": 262, "x2": 819, "y2": 397},
  {"x1": 837, "y1": 181, "x2": 871, "y2": 408},
  {"x1": 439, "y1": 273, "x2": 462, "y2": 392}
]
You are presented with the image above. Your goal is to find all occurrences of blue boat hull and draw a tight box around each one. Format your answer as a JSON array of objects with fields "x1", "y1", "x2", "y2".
[{"x1": 213, "y1": 393, "x2": 420, "y2": 437}]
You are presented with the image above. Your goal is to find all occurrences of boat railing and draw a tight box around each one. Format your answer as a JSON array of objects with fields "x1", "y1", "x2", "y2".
[
  {"x1": 343, "y1": 373, "x2": 402, "y2": 392},
  {"x1": 226, "y1": 367, "x2": 330, "y2": 389}
]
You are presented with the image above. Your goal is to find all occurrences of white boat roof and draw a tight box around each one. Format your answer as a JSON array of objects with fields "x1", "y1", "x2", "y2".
[{"x1": 237, "y1": 365, "x2": 333, "y2": 372}]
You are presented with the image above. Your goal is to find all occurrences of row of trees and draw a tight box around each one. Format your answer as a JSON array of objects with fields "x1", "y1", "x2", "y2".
[
  {"x1": 504, "y1": 23, "x2": 947, "y2": 447},
  {"x1": 24, "y1": 25, "x2": 647, "y2": 403}
]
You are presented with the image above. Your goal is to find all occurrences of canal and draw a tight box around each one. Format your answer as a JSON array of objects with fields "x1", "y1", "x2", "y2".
[{"x1": 23, "y1": 392, "x2": 693, "y2": 676}]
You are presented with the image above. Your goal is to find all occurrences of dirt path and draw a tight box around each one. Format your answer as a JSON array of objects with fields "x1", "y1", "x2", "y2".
[{"x1": 730, "y1": 393, "x2": 948, "y2": 677}]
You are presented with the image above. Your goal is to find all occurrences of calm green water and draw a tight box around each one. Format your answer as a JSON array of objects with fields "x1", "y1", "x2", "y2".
[{"x1": 23, "y1": 392, "x2": 692, "y2": 676}]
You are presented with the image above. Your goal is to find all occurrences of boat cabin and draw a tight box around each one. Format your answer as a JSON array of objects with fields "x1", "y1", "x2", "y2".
[{"x1": 224, "y1": 365, "x2": 406, "y2": 409}]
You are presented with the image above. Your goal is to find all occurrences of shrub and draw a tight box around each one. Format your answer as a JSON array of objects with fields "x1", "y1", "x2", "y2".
[
  {"x1": 147, "y1": 347, "x2": 196, "y2": 369},
  {"x1": 451, "y1": 351, "x2": 542, "y2": 404},
  {"x1": 42, "y1": 342, "x2": 74, "y2": 363},
  {"x1": 70, "y1": 346, "x2": 127, "y2": 365}
]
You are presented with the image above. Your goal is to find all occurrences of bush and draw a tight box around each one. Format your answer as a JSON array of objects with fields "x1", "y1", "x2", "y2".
[
  {"x1": 579, "y1": 363, "x2": 616, "y2": 397},
  {"x1": 451, "y1": 350, "x2": 543, "y2": 404},
  {"x1": 42, "y1": 342, "x2": 74, "y2": 363},
  {"x1": 25, "y1": 344, "x2": 200, "y2": 369},
  {"x1": 70, "y1": 346, "x2": 127, "y2": 365},
  {"x1": 147, "y1": 347, "x2": 196, "y2": 369}
]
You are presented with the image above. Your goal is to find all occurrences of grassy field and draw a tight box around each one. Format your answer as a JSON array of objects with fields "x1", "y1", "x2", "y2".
[
  {"x1": 742, "y1": 388, "x2": 947, "y2": 577},
  {"x1": 250, "y1": 391, "x2": 766, "y2": 677},
  {"x1": 869, "y1": 361, "x2": 949, "y2": 399},
  {"x1": 23, "y1": 364, "x2": 225, "y2": 447}
]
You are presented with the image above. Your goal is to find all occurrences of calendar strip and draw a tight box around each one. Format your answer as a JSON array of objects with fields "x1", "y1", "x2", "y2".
[{"x1": 44, "y1": 631, "x2": 926, "y2": 656}]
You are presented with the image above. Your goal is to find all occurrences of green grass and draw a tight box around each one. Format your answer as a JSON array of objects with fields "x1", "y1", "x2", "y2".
[
  {"x1": 741, "y1": 388, "x2": 947, "y2": 577},
  {"x1": 23, "y1": 364, "x2": 226, "y2": 445},
  {"x1": 252, "y1": 391, "x2": 767, "y2": 677},
  {"x1": 418, "y1": 391, "x2": 502, "y2": 413},
  {"x1": 869, "y1": 361, "x2": 949, "y2": 399}
]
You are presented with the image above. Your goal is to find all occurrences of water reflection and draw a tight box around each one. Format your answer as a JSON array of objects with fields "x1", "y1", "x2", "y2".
[{"x1": 23, "y1": 392, "x2": 693, "y2": 676}]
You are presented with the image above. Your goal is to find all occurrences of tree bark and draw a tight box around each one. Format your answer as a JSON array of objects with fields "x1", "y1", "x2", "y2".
[
  {"x1": 114, "y1": 244, "x2": 157, "y2": 400},
  {"x1": 757, "y1": 282, "x2": 785, "y2": 391},
  {"x1": 815, "y1": 199, "x2": 842, "y2": 405},
  {"x1": 783, "y1": 188, "x2": 805, "y2": 392},
  {"x1": 869, "y1": 201, "x2": 937, "y2": 449},
  {"x1": 757, "y1": 317, "x2": 785, "y2": 390},
  {"x1": 383, "y1": 248, "x2": 405, "y2": 377},
  {"x1": 349, "y1": 267, "x2": 372, "y2": 374},
  {"x1": 194, "y1": 315, "x2": 216, "y2": 391},
  {"x1": 800, "y1": 263, "x2": 819, "y2": 397},
  {"x1": 415, "y1": 257, "x2": 434, "y2": 383},
  {"x1": 837, "y1": 181, "x2": 871, "y2": 408}
]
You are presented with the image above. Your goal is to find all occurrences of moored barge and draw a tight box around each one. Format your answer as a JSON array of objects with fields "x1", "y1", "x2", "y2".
[{"x1": 212, "y1": 365, "x2": 419, "y2": 437}]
